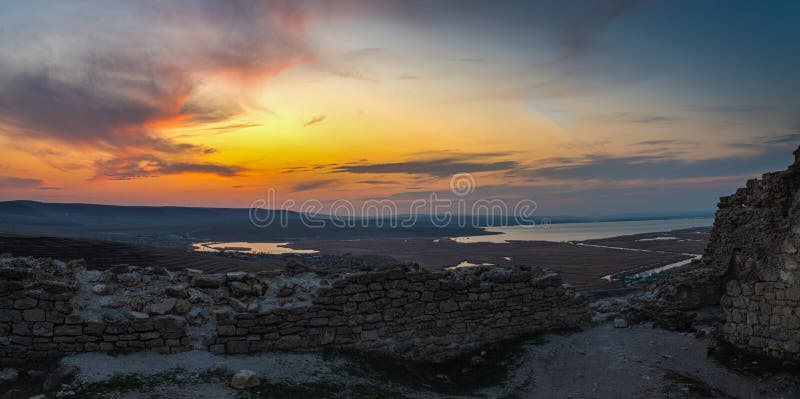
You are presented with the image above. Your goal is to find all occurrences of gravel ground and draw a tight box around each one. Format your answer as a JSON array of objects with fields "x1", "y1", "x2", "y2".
[
  {"x1": 519, "y1": 323, "x2": 798, "y2": 398},
  {"x1": 54, "y1": 323, "x2": 800, "y2": 399},
  {"x1": 56, "y1": 322, "x2": 800, "y2": 398}
]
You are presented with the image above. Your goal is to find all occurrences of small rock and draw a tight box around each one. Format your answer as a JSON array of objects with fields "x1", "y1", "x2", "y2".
[
  {"x1": 115, "y1": 272, "x2": 141, "y2": 287},
  {"x1": 186, "y1": 307, "x2": 205, "y2": 326},
  {"x1": 230, "y1": 370, "x2": 260, "y2": 390},
  {"x1": 226, "y1": 271, "x2": 247, "y2": 281},
  {"x1": 229, "y1": 298, "x2": 247, "y2": 312},
  {"x1": 186, "y1": 268, "x2": 203, "y2": 277},
  {"x1": 228, "y1": 281, "x2": 251, "y2": 297},
  {"x1": 173, "y1": 299, "x2": 192, "y2": 314},
  {"x1": 694, "y1": 326, "x2": 716, "y2": 338},
  {"x1": 127, "y1": 311, "x2": 150, "y2": 320},
  {"x1": 153, "y1": 315, "x2": 187, "y2": 336},
  {"x1": 164, "y1": 285, "x2": 188, "y2": 299},
  {"x1": 276, "y1": 284, "x2": 295, "y2": 297},
  {"x1": 187, "y1": 288, "x2": 213, "y2": 305},
  {"x1": 91, "y1": 283, "x2": 113, "y2": 295},
  {"x1": 614, "y1": 318, "x2": 628, "y2": 328},
  {"x1": 101, "y1": 310, "x2": 126, "y2": 324},
  {"x1": 150, "y1": 298, "x2": 177, "y2": 315},
  {"x1": 164, "y1": 268, "x2": 179, "y2": 282},
  {"x1": 0, "y1": 368, "x2": 18, "y2": 385},
  {"x1": 192, "y1": 274, "x2": 226, "y2": 288}
]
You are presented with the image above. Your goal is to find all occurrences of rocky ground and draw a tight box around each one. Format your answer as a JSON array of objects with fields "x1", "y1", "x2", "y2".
[{"x1": 4, "y1": 299, "x2": 798, "y2": 399}]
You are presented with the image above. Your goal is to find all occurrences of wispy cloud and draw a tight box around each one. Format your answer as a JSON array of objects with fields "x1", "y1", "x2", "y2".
[
  {"x1": 759, "y1": 133, "x2": 800, "y2": 145},
  {"x1": 358, "y1": 180, "x2": 400, "y2": 185},
  {"x1": 688, "y1": 104, "x2": 777, "y2": 114},
  {"x1": 619, "y1": 114, "x2": 680, "y2": 125},
  {"x1": 303, "y1": 115, "x2": 327, "y2": 127},
  {"x1": 292, "y1": 179, "x2": 337, "y2": 192},
  {"x1": 333, "y1": 158, "x2": 518, "y2": 177},
  {"x1": 0, "y1": 176, "x2": 44, "y2": 188},
  {"x1": 522, "y1": 145, "x2": 796, "y2": 182},
  {"x1": 557, "y1": 0, "x2": 652, "y2": 63},
  {"x1": 94, "y1": 154, "x2": 245, "y2": 180}
]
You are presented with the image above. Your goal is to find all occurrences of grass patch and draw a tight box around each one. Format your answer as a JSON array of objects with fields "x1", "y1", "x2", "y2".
[
  {"x1": 706, "y1": 340, "x2": 795, "y2": 376},
  {"x1": 329, "y1": 334, "x2": 548, "y2": 396},
  {"x1": 661, "y1": 370, "x2": 716, "y2": 398},
  {"x1": 62, "y1": 368, "x2": 224, "y2": 399},
  {"x1": 237, "y1": 382, "x2": 408, "y2": 399}
]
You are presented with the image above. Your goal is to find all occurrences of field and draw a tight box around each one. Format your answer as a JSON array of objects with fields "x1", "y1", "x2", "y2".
[
  {"x1": 0, "y1": 234, "x2": 285, "y2": 274},
  {"x1": 288, "y1": 228, "x2": 708, "y2": 288},
  {"x1": 0, "y1": 226, "x2": 710, "y2": 289}
]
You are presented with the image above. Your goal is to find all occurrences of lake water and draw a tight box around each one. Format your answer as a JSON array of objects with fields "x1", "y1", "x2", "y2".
[
  {"x1": 193, "y1": 242, "x2": 318, "y2": 255},
  {"x1": 453, "y1": 217, "x2": 714, "y2": 243}
]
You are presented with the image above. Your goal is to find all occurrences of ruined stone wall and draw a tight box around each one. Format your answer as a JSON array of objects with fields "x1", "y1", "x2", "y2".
[
  {"x1": 711, "y1": 146, "x2": 800, "y2": 359},
  {"x1": 0, "y1": 256, "x2": 588, "y2": 363}
]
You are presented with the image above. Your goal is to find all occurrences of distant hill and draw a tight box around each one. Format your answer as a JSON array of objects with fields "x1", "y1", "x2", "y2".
[
  {"x1": 0, "y1": 200, "x2": 299, "y2": 223},
  {"x1": 0, "y1": 200, "x2": 491, "y2": 245}
]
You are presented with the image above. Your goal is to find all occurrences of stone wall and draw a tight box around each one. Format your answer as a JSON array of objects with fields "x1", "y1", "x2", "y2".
[
  {"x1": 0, "y1": 256, "x2": 588, "y2": 363},
  {"x1": 710, "y1": 146, "x2": 800, "y2": 359}
]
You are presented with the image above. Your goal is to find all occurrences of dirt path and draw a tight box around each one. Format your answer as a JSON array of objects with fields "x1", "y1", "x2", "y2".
[
  {"x1": 519, "y1": 323, "x2": 794, "y2": 398},
  {"x1": 51, "y1": 321, "x2": 799, "y2": 399}
]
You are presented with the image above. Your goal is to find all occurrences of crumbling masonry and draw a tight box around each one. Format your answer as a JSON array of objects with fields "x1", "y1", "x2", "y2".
[{"x1": 0, "y1": 257, "x2": 588, "y2": 363}]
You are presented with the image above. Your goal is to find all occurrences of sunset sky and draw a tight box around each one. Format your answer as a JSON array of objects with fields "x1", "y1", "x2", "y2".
[{"x1": 0, "y1": 0, "x2": 798, "y2": 215}]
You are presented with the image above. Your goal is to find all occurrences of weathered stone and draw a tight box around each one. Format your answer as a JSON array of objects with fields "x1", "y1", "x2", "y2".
[
  {"x1": 0, "y1": 368, "x2": 18, "y2": 385},
  {"x1": 186, "y1": 268, "x2": 203, "y2": 277},
  {"x1": 0, "y1": 251, "x2": 588, "y2": 363},
  {"x1": 164, "y1": 285, "x2": 188, "y2": 299},
  {"x1": 187, "y1": 288, "x2": 213, "y2": 304},
  {"x1": 150, "y1": 298, "x2": 177, "y2": 315},
  {"x1": 192, "y1": 274, "x2": 225, "y2": 288},
  {"x1": 101, "y1": 310, "x2": 126, "y2": 324},
  {"x1": 116, "y1": 272, "x2": 141, "y2": 287},
  {"x1": 127, "y1": 311, "x2": 149, "y2": 320},
  {"x1": 91, "y1": 284, "x2": 114, "y2": 295},
  {"x1": 226, "y1": 340, "x2": 249, "y2": 354},
  {"x1": 651, "y1": 146, "x2": 800, "y2": 361},
  {"x1": 226, "y1": 272, "x2": 247, "y2": 281},
  {"x1": 229, "y1": 281, "x2": 251, "y2": 297},
  {"x1": 174, "y1": 299, "x2": 192, "y2": 314},
  {"x1": 0, "y1": 309, "x2": 21, "y2": 322},
  {"x1": 230, "y1": 370, "x2": 260, "y2": 389},
  {"x1": 23, "y1": 308, "x2": 46, "y2": 322},
  {"x1": 54, "y1": 325, "x2": 82, "y2": 336},
  {"x1": 153, "y1": 315, "x2": 186, "y2": 339},
  {"x1": 32, "y1": 322, "x2": 54, "y2": 337},
  {"x1": 13, "y1": 297, "x2": 37, "y2": 309}
]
